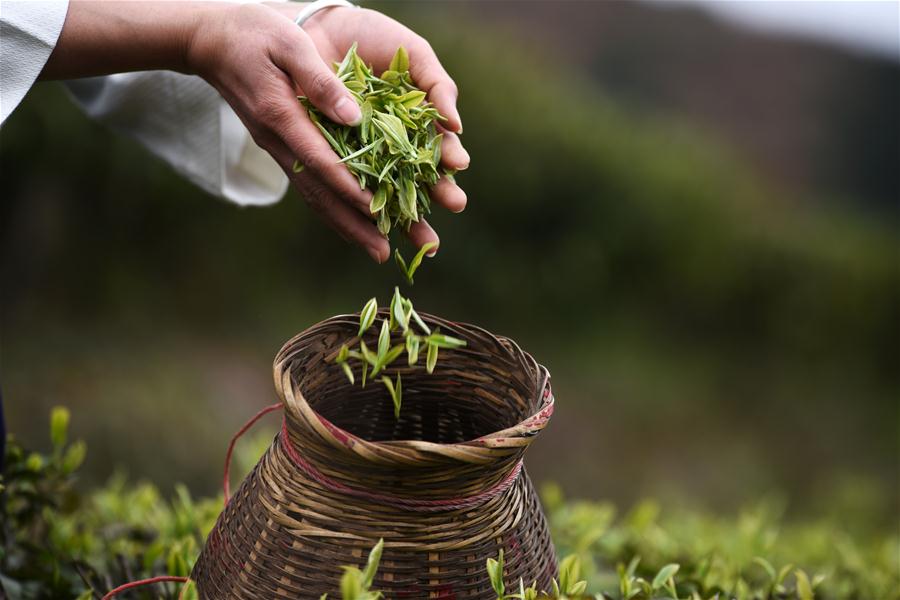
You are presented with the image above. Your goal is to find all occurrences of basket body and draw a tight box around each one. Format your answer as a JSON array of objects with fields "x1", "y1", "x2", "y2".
[{"x1": 193, "y1": 313, "x2": 557, "y2": 598}]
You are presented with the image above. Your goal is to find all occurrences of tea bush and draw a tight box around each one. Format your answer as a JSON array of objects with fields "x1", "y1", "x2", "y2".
[{"x1": 2, "y1": 409, "x2": 896, "y2": 599}]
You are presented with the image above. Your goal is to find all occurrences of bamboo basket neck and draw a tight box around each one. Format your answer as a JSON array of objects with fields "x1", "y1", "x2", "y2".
[{"x1": 272, "y1": 313, "x2": 554, "y2": 500}]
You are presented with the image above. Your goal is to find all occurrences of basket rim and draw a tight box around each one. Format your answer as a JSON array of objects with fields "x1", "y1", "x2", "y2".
[{"x1": 273, "y1": 312, "x2": 554, "y2": 465}]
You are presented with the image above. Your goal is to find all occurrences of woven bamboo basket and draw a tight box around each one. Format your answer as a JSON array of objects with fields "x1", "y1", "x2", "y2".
[{"x1": 192, "y1": 311, "x2": 557, "y2": 598}]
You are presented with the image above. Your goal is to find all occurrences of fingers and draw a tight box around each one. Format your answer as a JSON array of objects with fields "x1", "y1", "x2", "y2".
[
  {"x1": 260, "y1": 76, "x2": 373, "y2": 215},
  {"x1": 406, "y1": 219, "x2": 440, "y2": 255},
  {"x1": 269, "y1": 27, "x2": 362, "y2": 126},
  {"x1": 295, "y1": 169, "x2": 390, "y2": 263},
  {"x1": 406, "y1": 40, "x2": 462, "y2": 133},
  {"x1": 438, "y1": 127, "x2": 469, "y2": 171},
  {"x1": 265, "y1": 137, "x2": 388, "y2": 263},
  {"x1": 429, "y1": 176, "x2": 467, "y2": 214}
]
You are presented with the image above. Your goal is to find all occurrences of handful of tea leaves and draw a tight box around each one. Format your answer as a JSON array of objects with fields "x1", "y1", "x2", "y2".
[
  {"x1": 299, "y1": 44, "x2": 446, "y2": 238},
  {"x1": 334, "y1": 288, "x2": 466, "y2": 418}
]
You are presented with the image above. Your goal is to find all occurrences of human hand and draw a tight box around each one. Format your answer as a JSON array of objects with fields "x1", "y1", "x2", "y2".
[{"x1": 187, "y1": 2, "x2": 469, "y2": 263}]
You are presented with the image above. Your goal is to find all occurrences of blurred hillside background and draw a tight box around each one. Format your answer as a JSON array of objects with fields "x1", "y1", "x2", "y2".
[{"x1": 1, "y1": 0, "x2": 897, "y2": 534}]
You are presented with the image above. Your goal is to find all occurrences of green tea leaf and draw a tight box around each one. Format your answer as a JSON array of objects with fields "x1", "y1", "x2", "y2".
[
  {"x1": 652, "y1": 564, "x2": 680, "y2": 591},
  {"x1": 340, "y1": 362, "x2": 355, "y2": 385},
  {"x1": 405, "y1": 241, "x2": 437, "y2": 284},
  {"x1": 388, "y1": 46, "x2": 409, "y2": 74},
  {"x1": 410, "y1": 307, "x2": 431, "y2": 334},
  {"x1": 336, "y1": 344, "x2": 350, "y2": 363},
  {"x1": 426, "y1": 341, "x2": 438, "y2": 374},
  {"x1": 796, "y1": 569, "x2": 814, "y2": 600},
  {"x1": 362, "y1": 538, "x2": 384, "y2": 588},
  {"x1": 359, "y1": 297, "x2": 378, "y2": 336},
  {"x1": 377, "y1": 319, "x2": 390, "y2": 358},
  {"x1": 405, "y1": 332, "x2": 420, "y2": 365},
  {"x1": 382, "y1": 373, "x2": 402, "y2": 419},
  {"x1": 424, "y1": 333, "x2": 467, "y2": 349},
  {"x1": 391, "y1": 286, "x2": 409, "y2": 332},
  {"x1": 370, "y1": 185, "x2": 388, "y2": 213},
  {"x1": 395, "y1": 90, "x2": 427, "y2": 109},
  {"x1": 50, "y1": 406, "x2": 69, "y2": 450}
]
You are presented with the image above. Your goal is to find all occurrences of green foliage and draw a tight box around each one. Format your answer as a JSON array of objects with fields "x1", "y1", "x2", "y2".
[
  {"x1": 541, "y1": 483, "x2": 899, "y2": 600},
  {"x1": 4, "y1": 410, "x2": 897, "y2": 599},
  {"x1": 300, "y1": 44, "x2": 446, "y2": 237},
  {"x1": 1, "y1": 409, "x2": 218, "y2": 599}
]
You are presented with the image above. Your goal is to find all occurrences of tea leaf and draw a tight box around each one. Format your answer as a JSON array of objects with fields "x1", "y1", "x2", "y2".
[
  {"x1": 340, "y1": 362, "x2": 355, "y2": 385},
  {"x1": 402, "y1": 241, "x2": 438, "y2": 285},
  {"x1": 371, "y1": 186, "x2": 388, "y2": 213},
  {"x1": 391, "y1": 286, "x2": 409, "y2": 332},
  {"x1": 382, "y1": 373, "x2": 402, "y2": 419},
  {"x1": 405, "y1": 332, "x2": 420, "y2": 365},
  {"x1": 377, "y1": 319, "x2": 390, "y2": 359},
  {"x1": 410, "y1": 307, "x2": 431, "y2": 334},
  {"x1": 336, "y1": 344, "x2": 350, "y2": 363},
  {"x1": 362, "y1": 538, "x2": 384, "y2": 588},
  {"x1": 424, "y1": 333, "x2": 466, "y2": 349},
  {"x1": 426, "y1": 340, "x2": 438, "y2": 374},
  {"x1": 652, "y1": 563, "x2": 680, "y2": 591},
  {"x1": 796, "y1": 569, "x2": 814, "y2": 600},
  {"x1": 50, "y1": 406, "x2": 69, "y2": 451},
  {"x1": 388, "y1": 46, "x2": 409, "y2": 74},
  {"x1": 359, "y1": 298, "x2": 378, "y2": 336}
]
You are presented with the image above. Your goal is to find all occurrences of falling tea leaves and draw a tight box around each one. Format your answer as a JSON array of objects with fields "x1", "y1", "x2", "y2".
[{"x1": 333, "y1": 288, "x2": 466, "y2": 418}]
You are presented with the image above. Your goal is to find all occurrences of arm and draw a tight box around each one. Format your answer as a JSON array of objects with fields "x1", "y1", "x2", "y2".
[{"x1": 40, "y1": 1, "x2": 469, "y2": 262}]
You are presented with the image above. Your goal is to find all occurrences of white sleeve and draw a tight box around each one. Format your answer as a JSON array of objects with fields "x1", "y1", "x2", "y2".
[
  {"x1": 65, "y1": 73, "x2": 289, "y2": 206},
  {"x1": 1, "y1": 0, "x2": 289, "y2": 207},
  {"x1": 0, "y1": 0, "x2": 69, "y2": 123}
]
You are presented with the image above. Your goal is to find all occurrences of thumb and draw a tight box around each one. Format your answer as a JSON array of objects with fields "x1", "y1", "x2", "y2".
[{"x1": 273, "y1": 32, "x2": 361, "y2": 126}]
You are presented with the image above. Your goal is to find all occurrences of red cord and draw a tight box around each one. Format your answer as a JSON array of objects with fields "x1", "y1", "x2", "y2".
[
  {"x1": 101, "y1": 576, "x2": 191, "y2": 599},
  {"x1": 223, "y1": 402, "x2": 283, "y2": 505}
]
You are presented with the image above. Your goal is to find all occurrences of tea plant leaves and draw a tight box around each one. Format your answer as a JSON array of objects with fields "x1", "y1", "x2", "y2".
[{"x1": 359, "y1": 298, "x2": 378, "y2": 336}]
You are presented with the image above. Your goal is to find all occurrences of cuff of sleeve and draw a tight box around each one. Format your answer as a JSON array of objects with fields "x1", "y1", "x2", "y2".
[
  {"x1": 219, "y1": 100, "x2": 289, "y2": 206},
  {"x1": 0, "y1": 0, "x2": 70, "y2": 124},
  {"x1": 65, "y1": 72, "x2": 288, "y2": 207}
]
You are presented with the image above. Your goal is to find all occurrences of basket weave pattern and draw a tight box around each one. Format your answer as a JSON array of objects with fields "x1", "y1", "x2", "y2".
[{"x1": 192, "y1": 313, "x2": 557, "y2": 598}]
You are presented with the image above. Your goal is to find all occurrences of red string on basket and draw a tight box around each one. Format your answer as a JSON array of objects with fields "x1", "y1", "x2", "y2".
[
  {"x1": 101, "y1": 576, "x2": 191, "y2": 599},
  {"x1": 223, "y1": 402, "x2": 283, "y2": 505},
  {"x1": 279, "y1": 419, "x2": 524, "y2": 512}
]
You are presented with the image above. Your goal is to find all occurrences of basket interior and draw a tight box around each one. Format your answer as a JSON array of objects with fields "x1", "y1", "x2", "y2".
[{"x1": 295, "y1": 328, "x2": 538, "y2": 444}]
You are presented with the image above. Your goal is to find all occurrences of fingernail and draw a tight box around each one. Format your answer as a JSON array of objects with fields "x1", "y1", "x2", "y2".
[
  {"x1": 335, "y1": 97, "x2": 362, "y2": 126},
  {"x1": 367, "y1": 244, "x2": 385, "y2": 263},
  {"x1": 460, "y1": 148, "x2": 471, "y2": 169}
]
